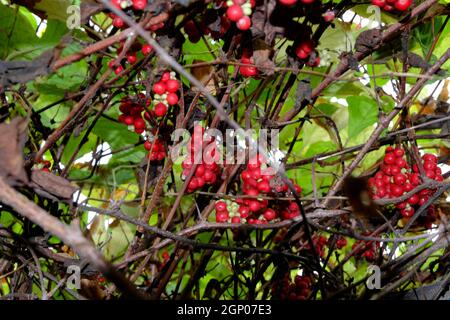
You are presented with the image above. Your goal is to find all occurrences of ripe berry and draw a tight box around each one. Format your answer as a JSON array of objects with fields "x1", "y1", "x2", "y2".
[
  {"x1": 423, "y1": 161, "x2": 436, "y2": 171},
  {"x1": 236, "y1": 16, "x2": 251, "y2": 31},
  {"x1": 384, "y1": 153, "x2": 396, "y2": 165},
  {"x1": 401, "y1": 207, "x2": 414, "y2": 218},
  {"x1": 371, "y1": 0, "x2": 386, "y2": 6},
  {"x1": 407, "y1": 194, "x2": 419, "y2": 205},
  {"x1": 216, "y1": 211, "x2": 229, "y2": 222},
  {"x1": 393, "y1": 148, "x2": 404, "y2": 157},
  {"x1": 152, "y1": 81, "x2": 166, "y2": 94},
  {"x1": 166, "y1": 92, "x2": 179, "y2": 105},
  {"x1": 278, "y1": 0, "x2": 297, "y2": 5},
  {"x1": 226, "y1": 5, "x2": 244, "y2": 22},
  {"x1": 142, "y1": 44, "x2": 153, "y2": 56},
  {"x1": 132, "y1": 0, "x2": 147, "y2": 10},
  {"x1": 248, "y1": 200, "x2": 261, "y2": 212},
  {"x1": 215, "y1": 201, "x2": 228, "y2": 212},
  {"x1": 395, "y1": 0, "x2": 412, "y2": 11},
  {"x1": 231, "y1": 217, "x2": 241, "y2": 223},
  {"x1": 165, "y1": 79, "x2": 180, "y2": 93},
  {"x1": 423, "y1": 154, "x2": 437, "y2": 163},
  {"x1": 144, "y1": 141, "x2": 152, "y2": 150},
  {"x1": 391, "y1": 184, "x2": 404, "y2": 197},
  {"x1": 112, "y1": 16, "x2": 124, "y2": 28},
  {"x1": 263, "y1": 208, "x2": 277, "y2": 221},
  {"x1": 425, "y1": 170, "x2": 436, "y2": 179},
  {"x1": 393, "y1": 173, "x2": 407, "y2": 185},
  {"x1": 238, "y1": 206, "x2": 250, "y2": 218},
  {"x1": 188, "y1": 177, "x2": 198, "y2": 190},
  {"x1": 124, "y1": 115, "x2": 134, "y2": 125},
  {"x1": 134, "y1": 118, "x2": 145, "y2": 130},
  {"x1": 127, "y1": 53, "x2": 137, "y2": 64},
  {"x1": 154, "y1": 103, "x2": 167, "y2": 117},
  {"x1": 257, "y1": 180, "x2": 271, "y2": 193},
  {"x1": 114, "y1": 65, "x2": 124, "y2": 75}
]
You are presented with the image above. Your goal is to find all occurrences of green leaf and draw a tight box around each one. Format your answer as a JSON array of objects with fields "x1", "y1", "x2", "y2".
[
  {"x1": 347, "y1": 96, "x2": 378, "y2": 139},
  {"x1": 0, "y1": 4, "x2": 39, "y2": 59}
]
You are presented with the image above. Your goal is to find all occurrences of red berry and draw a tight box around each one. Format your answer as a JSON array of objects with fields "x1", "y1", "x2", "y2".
[
  {"x1": 132, "y1": 0, "x2": 147, "y2": 10},
  {"x1": 384, "y1": 153, "x2": 396, "y2": 165},
  {"x1": 278, "y1": 0, "x2": 297, "y2": 5},
  {"x1": 195, "y1": 164, "x2": 206, "y2": 177},
  {"x1": 407, "y1": 194, "x2": 419, "y2": 205},
  {"x1": 422, "y1": 154, "x2": 437, "y2": 163},
  {"x1": 142, "y1": 44, "x2": 153, "y2": 56},
  {"x1": 236, "y1": 16, "x2": 251, "y2": 31},
  {"x1": 391, "y1": 184, "x2": 404, "y2": 197},
  {"x1": 114, "y1": 65, "x2": 124, "y2": 75},
  {"x1": 263, "y1": 208, "x2": 277, "y2": 221},
  {"x1": 133, "y1": 117, "x2": 145, "y2": 130},
  {"x1": 152, "y1": 81, "x2": 166, "y2": 94},
  {"x1": 257, "y1": 180, "x2": 271, "y2": 193},
  {"x1": 165, "y1": 79, "x2": 180, "y2": 93},
  {"x1": 295, "y1": 48, "x2": 308, "y2": 60},
  {"x1": 204, "y1": 170, "x2": 215, "y2": 183},
  {"x1": 395, "y1": 158, "x2": 407, "y2": 168},
  {"x1": 188, "y1": 177, "x2": 199, "y2": 190},
  {"x1": 248, "y1": 200, "x2": 261, "y2": 212},
  {"x1": 231, "y1": 217, "x2": 241, "y2": 223},
  {"x1": 372, "y1": 0, "x2": 385, "y2": 7},
  {"x1": 393, "y1": 148, "x2": 405, "y2": 157},
  {"x1": 215, "y1": 201, "x2": 228, "y2": 212},
  {"x1": 112, "y1": 16, "x2": 124, "y2": 28},
  {"x1": 226, "y1": 5, "x2": 244, "y2": 22},
  {"x1": 425, "y1": 170, "x2": 436, "y2": 179},
  {"x1": 423, "y1": 161, "x2": 436, "y2": 171},
  {"x1": 166, "y1": 92, "x2": 179, "y2": 105},
  {"x1": 216, "y1": 211, "x2": 229, "y2": 222},
  {"x1": 123, "y1": 115, "x2": 134, "y2": 125},
  {"x1": 153, "y1": 103, "x2": 167, "y2": 117},
  {"x1": 401, "y1": 207, "x2": 414, "y2": 218},
  {"x1": 144, "y1": 141, "x2": 152, "y2": 150},
  {"x1": 393, "y1": 173, "x2": 407, "y2": 185},
  {"x1": 395, "y1": 0, "x2": 412, "y2": 11},
  {"x1": 390, "y1": 165, "x2": 401, "y2": 176}
]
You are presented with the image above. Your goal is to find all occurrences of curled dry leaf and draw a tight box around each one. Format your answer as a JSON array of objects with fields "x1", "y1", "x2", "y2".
[
  {"x1": 30, "y1": 169, "x2": 78, "y2": 202},
  {"x1": 191, "y1": 59, "x2": 216, "y2": 95},
  {"x1": 0, "y1": 117, "x2": 28, "y2": 185}
]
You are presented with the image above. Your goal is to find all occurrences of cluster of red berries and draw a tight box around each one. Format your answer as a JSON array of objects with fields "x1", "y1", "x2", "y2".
[
  {"x1": 109, "y1": 0, "x2": 147, "y2": 29},
  {"x1": 144, "y1": 138, "x2": 166, "y2": 162},
  {"x1": 225, "y1": 0, "x2": 255, "y2": 31},
  {"x1": 239, "y1": 52, "x2": 258, "y2": 77},
  {"x1": 336, "y1": 236, "x2": 348, "y2": 250},
  {"x1": 213, "y1": 155, "x2": 303, "y2": 224},
  {"x1": 368, "y1": 147, "x2": 442, "y2": 224},
  {"x1": 372, "y1": 0, "x2": 412, "y2": 12},
  {"x1": 36, "y1": 159, "x2": 52, "y2": 172},
  {"x1": 150, "y1": 71, "x2": 181, "y2": 118},
  {"x1": 272, "y1": 274, "x2": 312, "y2": 300},
  {"x1": 295, "y1": 40, "x2": 320, "y2": 67},
  {"x1": 117, "y1": 96, "x2": 149, "y2": 134},
  {"x1": 108, "y1": 41, "x2": 153, "y2": 75},
  {"x1": 352, "y1": 239, "x2": 380, "y2": 262},
  {"x1": 181, "y1": 125, "x2": 222, "y2": 193}
]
